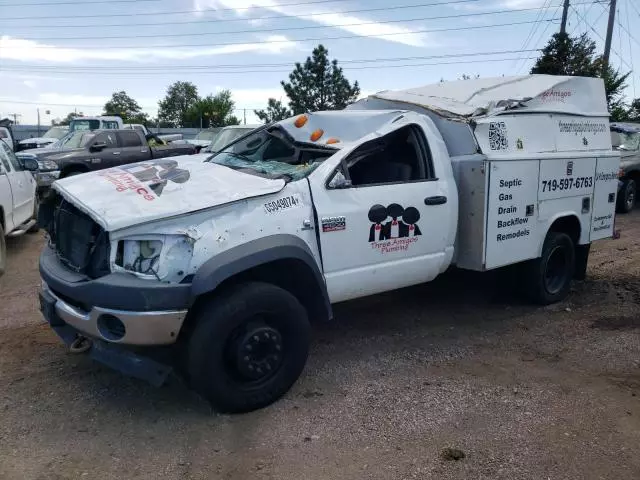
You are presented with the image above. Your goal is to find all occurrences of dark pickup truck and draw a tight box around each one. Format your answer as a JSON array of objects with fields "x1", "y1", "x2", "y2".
[
  {"x1": 17, "y1": 129, "x2": 196, "y2": 194},
  {"x1": 611, "y1": 122, "x2": 640, "y2": 213}
]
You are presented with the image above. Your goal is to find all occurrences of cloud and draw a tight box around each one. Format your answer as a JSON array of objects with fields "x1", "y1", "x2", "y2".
[
  {"x1": 0, "y1": 35, "x2": 298, "y2": 63},
  {"x1": 194, "y1": 0, "x2": 429, "y2": 47},
  {"x1": 22, "y1": 80, "x2": 37, "y2": 89}
]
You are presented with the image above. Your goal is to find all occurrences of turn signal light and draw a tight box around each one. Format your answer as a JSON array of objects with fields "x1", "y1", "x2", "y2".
[{"x1": 310, "y1": 129, "x2": 324, "y2": 142}]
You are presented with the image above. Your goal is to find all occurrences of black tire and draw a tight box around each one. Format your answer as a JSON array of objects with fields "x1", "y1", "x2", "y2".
[
  {"x1": 525, "y1": 231, "x2": 575, "y2": 305},
  {"x1": 0, "y1": 224, "x2": 6, "y2": 277},
  {"x1": 616, "y1": 178, "x2": 636, "y2": 214},
  {"x1": 187, "y1": 282, "x2": 311, "y2": 413},
  {"x1": 27, "y1": 198, "x2": 40, "y2": 234},
  {"x1": 63, "y1": 171, "x2": 85, "y2": 178}
]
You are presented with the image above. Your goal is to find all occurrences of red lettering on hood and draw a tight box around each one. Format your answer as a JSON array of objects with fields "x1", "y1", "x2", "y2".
[{"x1": 98, "y1": 169, "x2": 156, "y2": 201}]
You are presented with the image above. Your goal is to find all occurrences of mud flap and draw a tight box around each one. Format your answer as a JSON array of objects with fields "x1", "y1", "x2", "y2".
[{"x1": 574, "y1": 243, "x2": 590, "y2": 281}]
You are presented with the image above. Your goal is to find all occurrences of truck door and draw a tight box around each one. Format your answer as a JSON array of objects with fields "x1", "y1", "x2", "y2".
[
  {"x1": 89, "y1": 131, "x2": 120, "y2": 168},
  {"x1": 0, "y1": 140, "x2": 34, "y2": 227},
  {"x1": 308, "y1": 117, "x2": 457, "y2": 303},
  {"x1": 117, "y1": 130, "x2": 149, "y2": 164}
]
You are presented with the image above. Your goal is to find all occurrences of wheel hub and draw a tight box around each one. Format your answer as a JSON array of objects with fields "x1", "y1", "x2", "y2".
[{"x1": 235, "y1": 326, "x2": 283, "y2": 380}]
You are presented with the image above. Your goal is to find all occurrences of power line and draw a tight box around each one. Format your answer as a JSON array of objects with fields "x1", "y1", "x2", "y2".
[
  {"x1": 625, "y1": 0, "x2": 636, "y2": 96},
  {"x1": 0, "y1": 0, "x2": 490, "y2": 29},
  {"x1": 5, "y1": 18, "x2": 559, "y2": 50},
  {"x1": 2, "y1": 49, "x2": 542, "y2": 73},
  {"x1": 0, "y1": 56, "x2": 539, "y2": 82},
  {"x1": 518, "y1": 2, "x2": 564, "y2": 73},
  {"x1": 0, "y1": 0, "x2": 414, "y2": 21},
  {"x1": 570, "y1": 3, "x2": 632, "y2": 68},
  {"x1": 0, "y1": 0, "x2": 160, "y2": 5},
  {"x1": 569, "y1": 0, "x2": 602, "y2": 35},
  {"x1": 514, "y1": 0, "x2": 553, "y2": 73},
  {"x1": 15, "y1": 6, "x2": 570, "y2": 41}
]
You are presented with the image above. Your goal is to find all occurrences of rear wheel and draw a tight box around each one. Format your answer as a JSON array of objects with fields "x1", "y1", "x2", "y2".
[
  {"x1": 187, "y1": 282, "x2": 311, "y2": 413},
  {"x1": 63, "y1": 170, "x2": 85, "y2": 178},
  {"x1": 617, "y1": 178, "x2": 636, "y2": 214},
  {"x1": 525, "y1": 231, "x2": 575, "y2": 305},
  {"x1": 0, "y1": 224, "x2": 6, "y2": 276}
]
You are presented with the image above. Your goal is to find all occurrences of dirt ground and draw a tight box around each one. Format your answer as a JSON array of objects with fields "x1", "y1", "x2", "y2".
[{"x1": 1, "y1": 213, "x2": 639, "y2": 480}]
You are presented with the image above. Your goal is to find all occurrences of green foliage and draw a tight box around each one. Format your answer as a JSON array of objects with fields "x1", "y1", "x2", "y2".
[
  {"x1": 184, "y1": 90, "x2": 239, "y2": 128},
  {"x1": 254, "y1": 98, "x2": 292, "y2": 124},
  {"x1": 531, "y1": 32, "x2": 631, "y2": 118},
  {"x1": 103, "y1": 91, "x2": 148, "y2": 124},
  {"x1": 281, "y1": 44, "x2": 360, "y2": 114},
  {"x1": 158, "y1": 81, "x2": 199, "y2": 127}
]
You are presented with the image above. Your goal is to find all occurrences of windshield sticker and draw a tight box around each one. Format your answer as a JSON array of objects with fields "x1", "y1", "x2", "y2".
[
  {"x1": 98, "y1": 159, "x2": 191, "y2": 201},
  {"x1": 264, "y1": 194, "x2": 304, "y2": 214},
  {"x1": 368, "y1": 203, "x2": 421, "y2": 253}
]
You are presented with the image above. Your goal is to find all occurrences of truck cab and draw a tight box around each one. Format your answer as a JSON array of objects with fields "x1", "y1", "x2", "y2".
[
  {"x1": 37, "y1": 75, "x2": 619, "y2": 413},
  {"x1": 0, "y1": 139, "x2": 39, "y2": 275},
  {"x1": 69, "y1": 116, "x2": 123, "y2": 132}
]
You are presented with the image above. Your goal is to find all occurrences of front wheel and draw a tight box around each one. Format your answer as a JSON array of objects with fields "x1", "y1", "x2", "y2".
[
  {"x1": 617, "y1": 178, "x2": 636, "y2": 214},
  {"x1": 524, "y1": 231, "x2": 575, "y2": 305},
  {"x1": 187, "y1": 282, "x2": 311, "y2": 413}
]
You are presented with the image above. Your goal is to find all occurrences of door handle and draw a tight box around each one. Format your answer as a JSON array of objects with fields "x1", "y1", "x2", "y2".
[
  {"x1": 424, "y1": 195, "x2": 447, "y2": 206},
  {"x1": 113, "y1": 151, "x2": 121, "y2": 155}
]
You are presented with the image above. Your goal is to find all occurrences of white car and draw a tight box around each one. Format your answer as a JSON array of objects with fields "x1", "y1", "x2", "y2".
[
  {"x1": 17, "y1": 126, "x2": 69, "y2": 151},
  {"x1": 37, "y1": 75, "x2": 619, "y2": 413},
  {"x1": 185, "y1": 128, "x2": 222, "y2": 151},
  {"x1": 0, "y1": 139, "x2": 39, "y2": 276},
  {"x1": 202, "y1": 124, "x2": 260, "y2": 153}
]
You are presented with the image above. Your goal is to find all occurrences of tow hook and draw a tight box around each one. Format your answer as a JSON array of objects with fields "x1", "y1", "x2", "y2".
[{"x1": 69, "y1": 336, "x2": 92, "y2": 354}]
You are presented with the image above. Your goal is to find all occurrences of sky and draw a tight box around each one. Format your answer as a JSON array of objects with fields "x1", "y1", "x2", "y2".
[{"x1": 1, "y1": 0, "x2": 639, "y2": 126}]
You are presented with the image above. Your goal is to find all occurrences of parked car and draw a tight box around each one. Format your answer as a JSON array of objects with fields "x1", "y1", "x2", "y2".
[
  {"x1": 186, "y1": 128, "x2": 222, "y2": 152},
  {"x1": 0, "y1": 118, "x2": 17, "y2": 151},
  {"x1": 610, "y1": 122, "x2": 640, "y2": 213},
  {"x1": 202, "y1": 124, "x2": 260, "y2": 153},
  {"x1": 37, "y1": 75, "x2": 619, "y2": 413},
  {"x1": 0, "y1": 139, "x2": 39, "y2": 276},
  {"x1": 20, "y1": 129, "x2": 196, "y2": 196},
  {"x1": 69, "y1": 116, "x2": 123, "y2": 132},
  {"x1": 124, "y1": 124, "x2": 182, "y2": 143},
  {"x1": 16, "y1": 126, "x2": 69, "y2": 151}
]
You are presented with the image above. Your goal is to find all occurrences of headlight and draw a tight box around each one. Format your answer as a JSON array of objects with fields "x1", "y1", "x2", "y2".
[
  {"x1": 113, "y1": 234, "x2": 193, "y2": 282},
  {"x1": 38, "y1": 159, "x2": 59, "y2": 172}
]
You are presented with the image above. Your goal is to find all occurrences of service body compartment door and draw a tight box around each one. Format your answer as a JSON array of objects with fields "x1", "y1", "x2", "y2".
[
  {"x1": 485, "y1": 160, "x2": 540, "y2": 269},
  {"x1": 590, "y1": 155, "x2": 620, "y2": 241}
]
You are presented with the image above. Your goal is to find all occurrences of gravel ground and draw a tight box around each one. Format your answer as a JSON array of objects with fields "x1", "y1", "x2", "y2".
[{"x1": 1, "y1": 212, "x2": 639, "y2": 479}]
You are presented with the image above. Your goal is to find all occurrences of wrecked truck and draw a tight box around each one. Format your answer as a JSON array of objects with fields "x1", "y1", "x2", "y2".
[{"x1": 38, "y1": 75, "x2": 620, "y2": 412}]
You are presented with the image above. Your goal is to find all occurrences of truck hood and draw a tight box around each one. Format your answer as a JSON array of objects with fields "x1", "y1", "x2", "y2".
[
  {"x1": 53, "y1": 156, "x2": 286, "y2": 231},
  {"x1": 19, "y1": 137, "x2": 56, "y2": 145}
]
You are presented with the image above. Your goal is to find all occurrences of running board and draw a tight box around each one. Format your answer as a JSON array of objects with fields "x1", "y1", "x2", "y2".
[{"x1": 7, "y1": 219, "x2": 36, "y2": 237}]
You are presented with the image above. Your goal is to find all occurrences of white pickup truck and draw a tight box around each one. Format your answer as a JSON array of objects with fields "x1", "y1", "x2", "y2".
[
  {"x1": 0, "y1": 139, "x2": 39, "y2": 275},
  {"x1": 37, "y1": 75, "x2": 620, "y2": 412}
]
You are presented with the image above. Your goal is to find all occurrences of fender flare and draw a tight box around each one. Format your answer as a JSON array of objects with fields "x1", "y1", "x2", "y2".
[{"x1": 191, "y1": 234, "x2": 332, "y2": 320}]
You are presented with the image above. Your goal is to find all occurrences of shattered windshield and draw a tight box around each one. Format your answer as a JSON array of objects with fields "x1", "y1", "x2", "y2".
[
  {"x1": 206, "y1": 125, "x2": 335, "y2": 181},
  {"x1": 615, "y1": 132, "x2": 640, "y2": 151}
]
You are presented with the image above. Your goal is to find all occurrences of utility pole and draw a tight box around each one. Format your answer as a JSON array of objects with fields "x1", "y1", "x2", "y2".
[
  {"x1": 603, "y1": 0, "x2": 617, "y2": 69},
  {"x1": 243, "y1": 109, "x2": 246, "y2": 125},
  {"x1": 560, "y1": 0, "x2": 570, "y2": 35}
]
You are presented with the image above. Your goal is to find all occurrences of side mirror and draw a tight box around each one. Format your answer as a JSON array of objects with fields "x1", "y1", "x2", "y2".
[
  {"x1": 90, "y1": 142, "x2": 107, "y2": 152},
  {"x1": 328, "y1": 170, "x2": 352, "y2": 189},
  {"x1": 22, "y1": 157, "x2": 39, "y2": 172}
]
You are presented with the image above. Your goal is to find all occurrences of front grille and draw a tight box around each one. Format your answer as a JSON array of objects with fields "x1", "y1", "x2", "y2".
[{"x1": 52, "y1": 199, "x2": 110, "y2": 278}]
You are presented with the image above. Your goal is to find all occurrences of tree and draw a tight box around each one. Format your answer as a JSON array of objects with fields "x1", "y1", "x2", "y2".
[
  {"x1": 184, "y1": 90, "x2": 240, "y2": 128},
  {"x1": 158, "y1": 81, "x2": 199, "y2": 127},
  {"x1": 530, "y1": 32, "x2": 600, "y2": 77},
  {"x1": 281, "y1": 44, "x2": 360, "y2": 114},
  {"x1": 597, "y1": 61, "x2": 630, "y2": 121},
  {"x1": 52, "y1": 112, "x2": 80, "y2": 126},
  {"x1": 625, "y1": 98, "x2": 640, "y2": 122},
  {"x1": 254, "y1": 98, "x2": 292, "y2": 123},
  {"x1": 103, "y1": 91, "x2": 148, "y2": 124}
]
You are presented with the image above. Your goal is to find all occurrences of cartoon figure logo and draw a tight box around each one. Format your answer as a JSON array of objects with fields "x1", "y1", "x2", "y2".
[
  {"x1": 368, "y1": 203, "x2": 421, "y2": 242},
  {"x1": 120, "y1": 159, "x2": 190, "y2": 196}
]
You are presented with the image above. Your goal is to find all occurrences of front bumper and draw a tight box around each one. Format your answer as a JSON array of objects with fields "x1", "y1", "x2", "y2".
[
  {"x1": 36, "y1": 170, "x2": 60, "y2": 189},
  {"x1": 39, "y1": 245, "x2": 191, "y2": 345}
]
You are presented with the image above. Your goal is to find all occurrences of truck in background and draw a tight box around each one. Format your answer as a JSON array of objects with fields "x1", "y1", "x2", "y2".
[
  {"x1": 38, "y1": 75, "x2": 620, "y2": 413},
  {"x1": 610, "y1": 122, "x2": 640, "y2": 213},
  {"x1": 0, "y1": 139, "x2": 39, "y2": 276}
]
